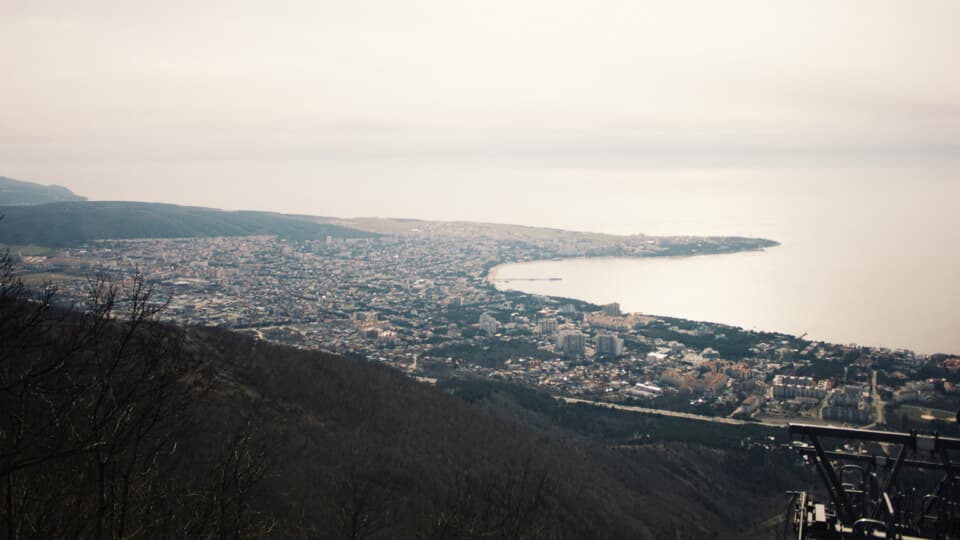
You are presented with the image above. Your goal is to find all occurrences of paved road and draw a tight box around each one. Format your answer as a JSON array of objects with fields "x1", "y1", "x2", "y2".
[
  {"x1": 558, "y1": 397, "x2": 790, "y2": 428},
  {"x1": 872, "y1": 369, "x2": 886, "y2": 426},
  {"x1": 864, "y1": 369, "x2": 887, "y2": 429}
]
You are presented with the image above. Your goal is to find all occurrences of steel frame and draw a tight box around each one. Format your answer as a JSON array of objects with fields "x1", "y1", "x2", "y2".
[{"x1": 788, "y1": 423, "x2": 960, "y2": 539}]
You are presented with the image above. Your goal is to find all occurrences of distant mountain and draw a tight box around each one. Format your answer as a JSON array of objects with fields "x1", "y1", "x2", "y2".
[
  {"x1": 0, "y1": 176, "x2": 86, "y2": 205},
  {"x1": 0, "y1": 201, "x2": 374, "y2": 246}
]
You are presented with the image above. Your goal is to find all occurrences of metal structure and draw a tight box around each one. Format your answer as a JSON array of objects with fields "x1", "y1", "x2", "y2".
[{"x1": 787, "y1": 423, "x2": 960, "y2": 539}]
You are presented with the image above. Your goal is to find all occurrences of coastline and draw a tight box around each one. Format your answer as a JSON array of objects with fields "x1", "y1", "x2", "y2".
[
  {"x1": 487, "y1": 254, "x2": 801, "y2": 340},
  {"x1": 487, "y1": 253, "x2": 953, "y2": 356},
  {"x1": 484, "y1": 241, "x2": 779, "y2": 285},
  {"x1": 486, "y1": 263, "x2": 501, "y2": 285}
]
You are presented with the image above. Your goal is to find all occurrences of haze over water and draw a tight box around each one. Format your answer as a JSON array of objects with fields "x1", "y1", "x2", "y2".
[
  {"x1": 3, "y1": 0, "x2": 959, "y2": 354},
  {"x1": 493, "y1": 167, "x2": 960, "y2": 355}
]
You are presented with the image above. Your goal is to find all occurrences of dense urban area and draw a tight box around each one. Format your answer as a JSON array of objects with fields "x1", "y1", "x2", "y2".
[{"x1": 20, "y1": 220, "x2": 960, "y2": 433}]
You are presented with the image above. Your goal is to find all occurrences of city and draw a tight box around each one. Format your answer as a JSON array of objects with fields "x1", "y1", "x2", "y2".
[{"x1": 20, "y1": 220, "x2": 960, "y2": 433}]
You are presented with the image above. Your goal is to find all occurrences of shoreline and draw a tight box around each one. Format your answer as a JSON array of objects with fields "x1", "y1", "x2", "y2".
[
  {"x1": 484, "y1": 245, "x2": 776, "y2": 287},
  {"x1": 486, "y1": 263, "x2": 501, "y2": 285},
  {"x1": 487, "y1": 255, "x2": 953, "y2": 357}
]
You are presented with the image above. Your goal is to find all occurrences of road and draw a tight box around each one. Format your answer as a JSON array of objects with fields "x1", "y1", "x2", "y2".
[
  {"x1": 864, "y1": 369, "x2": 887, "y2": 429},
  {"x1": 558, "y1": 397, "x2": 790, "y2": 428},
  {"x1": 872, "y1": 369, "x2": 886, "y2": 426}
]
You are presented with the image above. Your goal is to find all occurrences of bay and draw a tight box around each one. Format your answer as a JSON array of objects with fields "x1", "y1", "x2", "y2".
[{"x1": 491, "y1": 167, "x2": 960, "y2": 355}]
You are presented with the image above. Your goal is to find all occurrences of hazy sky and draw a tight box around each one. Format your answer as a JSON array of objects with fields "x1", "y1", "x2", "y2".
[{"x1": 3, "y1": 0, "x2": 959, "y2": 222}]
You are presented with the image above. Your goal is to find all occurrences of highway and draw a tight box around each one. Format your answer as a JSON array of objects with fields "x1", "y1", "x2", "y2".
[
  {"x1": 863, "y1": 368, "x2": 888, "y2": 430},
  {"x1": 872, "y1": 369, "x2": 886, "y2": 426},
  {"x1": 558, "y1": 396, "x2": 790, "y2": 428}
]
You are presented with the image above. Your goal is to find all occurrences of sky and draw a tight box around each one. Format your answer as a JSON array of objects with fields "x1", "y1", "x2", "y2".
[{"x1": 2, "y1": 0, "x2": 959, "y2": 223}]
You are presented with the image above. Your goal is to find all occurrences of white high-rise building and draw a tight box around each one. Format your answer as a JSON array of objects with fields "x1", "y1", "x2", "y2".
[
  {"x1": 602, "y1": 302, "x2": 621, "y2": 316},
  {"x1": 595, "y1": 333, "x2": 624, "y2": 357},
  {"x1": 556, "y1": 331, "x2": 586, "y2": 357},
  {"x1": 537, "y1": 318, "x2": 558, "y2": 335}
]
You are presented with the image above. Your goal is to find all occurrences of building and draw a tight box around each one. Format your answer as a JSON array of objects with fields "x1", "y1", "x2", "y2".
[
  {"x1": 772, "y1": 375, "x2": 827, "y2": 400},
  {"x1": 821, "y1": 384, "x2": 872, "y2": 424},
  {"x1": 556, "y1": 330, "x2": 586, "y2": 357},
  {"x1": 595, "y1": 333, "x2": 624, "y2": 357},
  {"x1": 702, "y1": 347, "x2": 720, "y2": 359},
  {"x1": 602, "y1": 302, "x2": 621, "y2": 316},
  {"x1": 378, "y1": 330, "x2": 399, "y2": 345},
  {"x1": 479, "y1": 312, "x2": 499, "y2": 336},
  {"x1": 585, "y1": 312, "x2": 631, "y2": 331},
  {"x1": 537, "y1": 318, "x2": 558, "y2": 335},
  {"x1": 822, "y1": 405, "x2": 872, "y2": 424}
]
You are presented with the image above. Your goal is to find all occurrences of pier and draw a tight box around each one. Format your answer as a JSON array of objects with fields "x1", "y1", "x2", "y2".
[{"x1": 494, "y1": 277, "x2": 562, "y2": 282}]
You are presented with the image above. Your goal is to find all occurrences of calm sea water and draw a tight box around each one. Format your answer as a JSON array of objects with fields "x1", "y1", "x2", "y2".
[{"x1": 491, "y1": 167, "x2": 960, "y2": 355}]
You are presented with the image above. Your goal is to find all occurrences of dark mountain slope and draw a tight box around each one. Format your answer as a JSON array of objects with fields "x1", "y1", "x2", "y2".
[
  {"x1": 0, "y1": 268, "x2": 804, "y2": 538},
  {"x1": 0, "y1": 176, "x2": 86, "y2": 205},
  {"x1": 167, "y1": 326, "x2": 804, "y2": 538},
  {"x1": 0, "y1": 201, "x2": 373, "y2": 246}
]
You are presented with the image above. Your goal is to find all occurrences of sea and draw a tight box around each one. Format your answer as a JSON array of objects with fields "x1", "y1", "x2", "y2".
[{"x1": 489, "y1": 166, "x2": 960, "y2": 355}]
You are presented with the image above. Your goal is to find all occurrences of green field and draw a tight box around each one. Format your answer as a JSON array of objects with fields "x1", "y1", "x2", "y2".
[{"x1": 893, "y1": 404, "x2": 956, "y2": 423}]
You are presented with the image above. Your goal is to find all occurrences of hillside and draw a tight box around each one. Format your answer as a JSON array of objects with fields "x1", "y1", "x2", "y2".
[
  {"x1": 0, "y1": 262, "x2": 808, "y2": 538},
  {"x1": 319, "y1": 216, "x2": 780, "y2": 257},
  {"x1": 0, "y1": 176, "x2": 86, "y2": 205},
  {"x1": 0, "y1": 201, "x2": 373, "y2": 246},
  {"x1": 319, "y1": 216, "x2": 623, "y2": 241}
]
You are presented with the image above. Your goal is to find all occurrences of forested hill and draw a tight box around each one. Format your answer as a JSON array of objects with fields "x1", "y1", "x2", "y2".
[
  {"x1": 0, "y1": 265, "x2": 806, "y2": 538},
  {"x1": 0, "y1": 201, "x2": 373, "y2": 246},
  {"x1": 0, "y1": 176, "x2": 86, "y2": 205}
]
